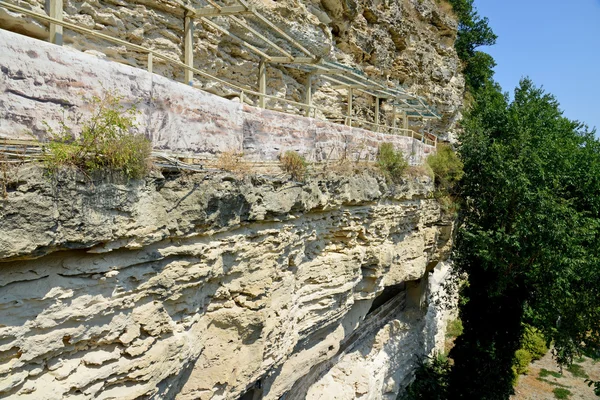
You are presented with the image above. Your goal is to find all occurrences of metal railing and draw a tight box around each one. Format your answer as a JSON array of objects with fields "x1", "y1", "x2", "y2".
[{"x1": 0, "y1": 0, "x2": 437, "y2": 148}]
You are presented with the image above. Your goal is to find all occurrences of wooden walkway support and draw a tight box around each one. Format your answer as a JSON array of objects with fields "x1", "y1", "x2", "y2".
[
  {"x1": 347, "y1": 88, "x2": 353, "y2": 127},
  {"x1": 258, "y1": 59, "x2": 267, "y2": 108},
  {"x1": 47, "y1": 0, "x2": 62, "y2": 45},
  {"x1": 305, "y1": 74, "x2": 312, "y2": 117},
  {"x1": 374, "y1": 96, "x2": 380, "y2": 132},
  {"x1": 184, "y1": 11, "x2": 194, "y2": 85}
]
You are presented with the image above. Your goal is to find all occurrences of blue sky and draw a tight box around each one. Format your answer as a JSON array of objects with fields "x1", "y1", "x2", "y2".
[{"x1": 474, "y1": 0, "x2": 600, "y2": 132}]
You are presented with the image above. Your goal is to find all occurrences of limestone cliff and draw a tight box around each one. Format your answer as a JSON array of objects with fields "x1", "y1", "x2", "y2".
[
  {"x1": 0, "y1": 167, "x2": 453, "y2": 399},
  {"x1": 0, "y1": 0, "x2": 462, "y2": 397}
]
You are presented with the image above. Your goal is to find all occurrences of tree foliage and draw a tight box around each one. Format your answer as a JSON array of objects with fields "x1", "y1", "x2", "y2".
[
  {"x1": 427, "y1": 143, "x2": 464, "y2": 195},
  {"x1": 448, "y1": 78, "x2": 600, "y2": 399},
  {"x1": 402, "y1": 354, "x2": 451, "y2": 400},
  {"x1": 446, "y1": 0, "x2": 497, "y2": 92}
]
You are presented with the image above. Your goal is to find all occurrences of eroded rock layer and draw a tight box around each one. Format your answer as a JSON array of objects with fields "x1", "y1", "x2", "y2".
[{"x1": 0, "y1": 167, "x2": 452, "y2": 399}]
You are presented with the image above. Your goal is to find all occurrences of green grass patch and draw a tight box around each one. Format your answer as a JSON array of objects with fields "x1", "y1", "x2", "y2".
[
  {"x1": 566, "y1": 363, "x2": 589, "y2": 379},
  {"x1": 446, "y1": 318, "x2": 463, "y2": 338},
  {"x1": 539, "y1": 368, "x2": 562, "y2": 378},
  {"x1": 552, "y1": 387, "x2": 571, "y2": 399}
]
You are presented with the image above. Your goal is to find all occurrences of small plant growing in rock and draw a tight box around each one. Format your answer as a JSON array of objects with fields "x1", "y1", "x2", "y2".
[
  {"x1": 376, "y1": 142, "x2": 408, "y2": 183},
  {"x1": 43, "y1": 92, "x2": 152, "y2": 179},
  {"x1": 280, "y1": 150, "x2": 307, "y2": 181},
  {"x1": 446, "y1": 318, "x2": 464, "y2": 339},
  {"x1": 426, "y1": 143, "x2": 463, "y2": 216},
  {"x1": 216, "y1": 150, "x2": 250, "y2": 176},
  {"x1": 426, "y1": 144, "x2": 464, "y2": 192}
]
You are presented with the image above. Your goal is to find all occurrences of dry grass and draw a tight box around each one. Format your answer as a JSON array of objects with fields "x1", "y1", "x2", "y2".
[
  {"x1": 215, "y1": 151, "x2": 251, "y2": 177},
  {"x1": 436, "y1": 0, "x2": 456, "y2": 18},
  {"x1": 280, "y1": 151, "x2": 307, "y2": 181},
  {"x1": 405, "y1": 164, "x2": 435, "y2": 180},
  {"x1": 1, "y1": 143, "x2": 30, "y2": 198},
  {"x1": 328, "y1": 159, "x2": 361, "y2": 175}
]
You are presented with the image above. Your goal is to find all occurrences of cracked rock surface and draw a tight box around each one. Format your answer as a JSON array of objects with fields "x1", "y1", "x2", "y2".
[{"x1": 0, "y1": 167, "x2": 452, "y2": 399}]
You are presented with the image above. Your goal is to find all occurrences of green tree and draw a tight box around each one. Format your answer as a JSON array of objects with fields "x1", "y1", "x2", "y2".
[
  {"x1": 402, "y1": 354, "x2": 451, "y2": 400},
  {"x1": 448, "y1": 78, "x2": 600, "y2": 399},
  {"x1": 447, "y1": 0, "x2": 497, "y2": 92}
]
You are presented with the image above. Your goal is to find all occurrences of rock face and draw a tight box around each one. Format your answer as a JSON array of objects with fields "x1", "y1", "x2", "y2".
[
  {"x1": 0, "y1": 0, "x2": 461, "y2": 397},
  {"x1": 0, "y1": 166, "x2": 453, "y2": 399},
  {"x1": 0, "y1": 0, "x2": 464, "y2": 139}
]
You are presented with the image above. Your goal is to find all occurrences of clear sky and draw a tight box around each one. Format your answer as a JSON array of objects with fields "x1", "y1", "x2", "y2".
[{"x1": 474, "y1": 0, "x2": 600, "y2": 133}]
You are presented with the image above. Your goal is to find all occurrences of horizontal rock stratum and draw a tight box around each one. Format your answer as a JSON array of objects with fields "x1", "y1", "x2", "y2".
[{"x1": 0, "y1": 167, "x2": 454, "y2": 399}]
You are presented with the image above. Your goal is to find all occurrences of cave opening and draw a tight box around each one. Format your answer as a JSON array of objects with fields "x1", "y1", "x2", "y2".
[
  {"x1": 239, "y1": 380, "x2": 263, "y2": 400},
  {"x1": 366, "y1": 282, "x2": 406, "y2": 316}
]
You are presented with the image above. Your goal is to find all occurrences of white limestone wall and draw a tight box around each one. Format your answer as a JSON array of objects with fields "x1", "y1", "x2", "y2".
[{"x1": 0, "y1": 29, "x2": 436, "y2": 163}]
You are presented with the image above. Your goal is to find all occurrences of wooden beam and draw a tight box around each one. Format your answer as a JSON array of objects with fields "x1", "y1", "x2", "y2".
[
  {"x1": 258, "y1": 59, "x2": 267, "y2": 108},
  {"x1": 205, "y1": 0, "x2": 221, "y2": 9},
  {"x1": 347, "y1": 87, "x2": 353, "y2": 127},
  {"x1": 47, "y1": 0, "x2": 63, "y2": 45},
  {"x1": 374, "y1": 96, "x2": 379, "y2": 132},
  {"x1": 305, "y1": 73, "x2": 312, "y2": 117},
  {"x1": 200, "y1": 17, "x2": 272, "y2": 61},
  {"x1": 170, "y1": 0, "x2": 197, "y2": 15},
  {"x1": 402, "y1": 112, "x2": 409, "y2": 131},
  {"x1": 250, "y1": 10, "x2": 315, "y2": 58},
  {"x1": 269, "y1": 56, "x2": 316, "y2": 64},
  {"x1": 196, "y1": 5, "x2": 252, "y2": 16},
  {"x1": 228, "y1": 15, "x2": 294, "y2": 60},
  {"x1": 329, "y1": 84, "x2": 375, "y2": 90},
  {"x1": 184, "y1": 11, "x2": 194, "y2": 85},
  {"x1": 147, "y1": 52, "x2": 153, "y2": 73},
  {"x1": 321, "y1": 75, "x2": 392, "y2": 100},
  {"x1": 320, "y1": 75, "x2": 368, "y2": 90}
]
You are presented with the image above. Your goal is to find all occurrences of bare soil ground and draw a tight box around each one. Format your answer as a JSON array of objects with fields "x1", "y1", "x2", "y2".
[{"x1": 511, "y1": 351, "x2": 599, "y2": 400}]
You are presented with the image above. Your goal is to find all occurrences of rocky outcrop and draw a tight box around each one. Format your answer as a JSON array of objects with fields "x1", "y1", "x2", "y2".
[
  {"x1": 0, "y1": 166, "x2": 453, "y2": 399},
  {"x1": 0, "y1": 0, "x2": 461, "y2": 396},
  {"x1": 0, "y1": 0, "x2": 464, "y2": 138}
]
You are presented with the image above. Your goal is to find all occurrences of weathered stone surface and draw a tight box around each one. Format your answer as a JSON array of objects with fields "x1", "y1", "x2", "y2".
[
  {"x1": 0, "y1": 29, "x2": 435, "y2": 163},
  {"x1": 0, "y1": 0, "x2": 462, "y2": 396},
  {"x1": 304, "y1": 261, "x2": 457, "y2": 400},
  {"x1": 0, "y1": 166, "x2": 452, "y2": 399},
  {"x1": 0, "y1": 0, "x2": 463, "y2": 140}
]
